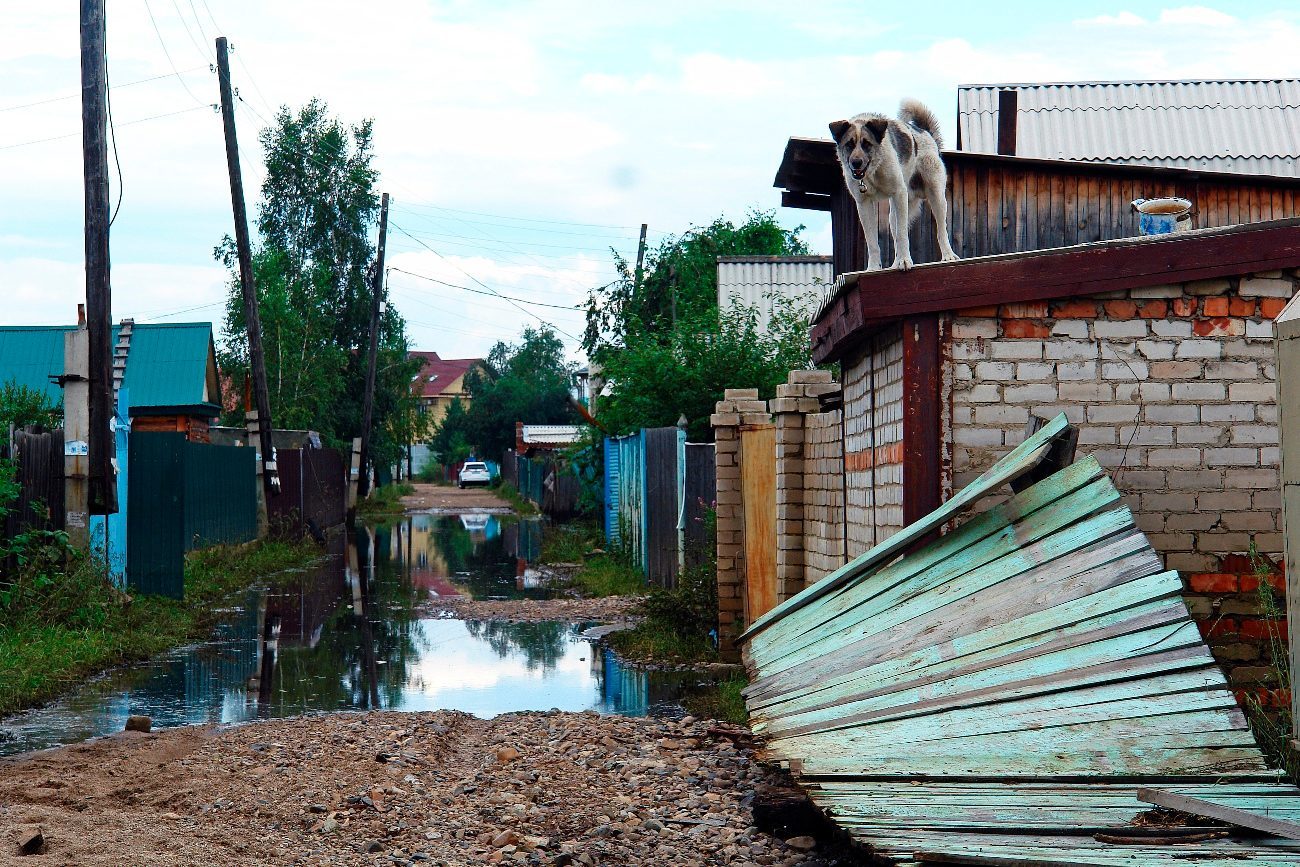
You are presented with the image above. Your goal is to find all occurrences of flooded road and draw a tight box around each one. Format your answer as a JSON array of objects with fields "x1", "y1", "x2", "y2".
[{"x1": 0, "y1": 514, "x2": 698, "y2": 757}]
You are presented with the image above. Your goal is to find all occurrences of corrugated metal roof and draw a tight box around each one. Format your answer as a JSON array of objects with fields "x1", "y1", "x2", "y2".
[
  {"x1": 0, "y1": 322, "x2": 216, "y2": 411},
  {"x1": 520, "y1": 424, "x2": 583, "y2": 445},
  {"x1": 717, "y1": 257, "x2": 833, "y2": 330},
  {"x1": 959, "y1": 80, "x2": 1300, "y2": 175}
]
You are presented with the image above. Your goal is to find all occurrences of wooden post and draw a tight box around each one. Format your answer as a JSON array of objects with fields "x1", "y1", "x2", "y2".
[
  {"x1": 356, "y1": 192, "x2": 389, "y2": 501},
  {"x1": 81, "y1": 0, "x2": 115, "y2": 516},
  {"x1": 216, "y1": 36, "x2": 279, "y2": 502},
  {"x1": 633, "y1": 223, "x2": 648, "y2": 292},
  {"x1": 1275, "y1": 292, "x2": 1300, "y2": 741},
  {"x1": 997, "y1": 89, "x2": 1018, "y2": 156}
]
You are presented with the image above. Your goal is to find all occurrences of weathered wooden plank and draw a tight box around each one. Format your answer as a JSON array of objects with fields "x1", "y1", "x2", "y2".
[{"x1": 1138, "y1": 787, "x2": 1300, "y2": 840}]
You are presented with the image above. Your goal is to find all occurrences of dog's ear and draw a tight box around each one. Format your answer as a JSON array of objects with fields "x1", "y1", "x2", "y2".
[
  {"x1": 864, "y1": 118, "x2": 889, "y2": 142},
  {"x1": 828, "y1": 120, "x2": 851, "y2": 143}
]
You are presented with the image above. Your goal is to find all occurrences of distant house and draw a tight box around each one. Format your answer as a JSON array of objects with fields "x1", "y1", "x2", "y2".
[
  {"x1": 0, "y1": 320, "x2": 221, "y2": 442},
  {"x1": 716, "y1": 256, "x2": 832, "y2": 332},
  {"x1": 409, "y1": 351, "x2": 483, "y2": 427}
]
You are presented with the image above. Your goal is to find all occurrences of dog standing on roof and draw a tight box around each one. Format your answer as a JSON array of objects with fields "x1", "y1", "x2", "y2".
[{"x1": 830, "y1": 99, "x2": 960, "y2": 271}]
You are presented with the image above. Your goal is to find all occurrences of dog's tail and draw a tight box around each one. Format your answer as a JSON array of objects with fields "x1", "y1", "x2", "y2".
[{"x1": 899, "y1": 99, "x2": 943, "y2": 150}]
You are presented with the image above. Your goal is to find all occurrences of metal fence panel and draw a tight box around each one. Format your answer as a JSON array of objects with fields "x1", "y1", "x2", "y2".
[
  {"x1": 604, "y1": 437, "x2": 620, "y2": 545},
  {"x1": 183, "y1": 440, "x2": 257, "y2": 550},
  {"x1": 683, "y1": 443, "x2": 716, "y2": 571},
  {"x1": 127, "y1": 432, "x2": 185, "y2": 598},
  {"x1": 644, "y1": 427, "x2": 681, "y2": 588}
]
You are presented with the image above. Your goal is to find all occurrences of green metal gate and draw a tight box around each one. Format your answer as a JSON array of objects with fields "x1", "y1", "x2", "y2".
[{"x1": 127, "y1": 432, "x2": 257, "y2": 599}]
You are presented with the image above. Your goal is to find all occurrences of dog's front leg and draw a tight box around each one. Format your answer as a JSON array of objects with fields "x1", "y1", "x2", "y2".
[
  {"x1": 889, "y1": 192, "x2": 913, "y2": 270},
  {"x1": 855, "y1": 198, "x2": 881, "y2": 270}
]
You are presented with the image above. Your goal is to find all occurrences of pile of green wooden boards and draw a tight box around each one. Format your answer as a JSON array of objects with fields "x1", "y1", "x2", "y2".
[{"x1": 741, "y1": 414, "x2": 1300, "y2": 866}]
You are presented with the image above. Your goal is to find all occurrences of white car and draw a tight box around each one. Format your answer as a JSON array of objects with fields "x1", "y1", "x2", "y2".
[{"x1": 458, "y1": 461, "x2": 491, "y2": 488}]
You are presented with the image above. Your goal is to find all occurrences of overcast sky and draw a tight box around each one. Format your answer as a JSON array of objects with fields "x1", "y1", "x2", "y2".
[{"x1": 2, "y1": 2, "x2": 1298, "y2": 361}]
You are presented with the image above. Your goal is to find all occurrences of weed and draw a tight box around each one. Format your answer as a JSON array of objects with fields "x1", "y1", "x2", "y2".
[
  {"x1": 492, "y1": 482, "x2": 538, "y2": 516},
  {"x1": 1242, "y1": 543, "x2": 1298, "y2": 782},
  {"x1": 683, "y1": 675, "x2": 749, "y2": 725},
  {"x1": 568, "y1": 555, "x2": 645, "y2": 597},
  {"x1": 606, "y1": 619, "x2": 715, "y2": 664},
  {"x1": 541, "y1": 520, "x2": 603, "y2": 563},
  {"x1": 356, "y1": 482, "x2": 416, "y2": 516}
]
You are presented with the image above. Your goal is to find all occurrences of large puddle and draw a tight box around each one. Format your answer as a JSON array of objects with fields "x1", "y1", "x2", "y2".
[{"x1": 0, "y1": 514, "x2": 701, "y2": 757}]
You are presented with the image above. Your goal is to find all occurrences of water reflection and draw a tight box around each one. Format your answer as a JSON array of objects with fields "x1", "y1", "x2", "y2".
[{"x1": 0, "y1": 516, "x2": 698, "y2": 757}]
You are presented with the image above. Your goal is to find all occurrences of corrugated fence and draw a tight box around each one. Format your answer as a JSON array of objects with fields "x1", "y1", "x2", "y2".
[{"x1": 604, "y1": 428, "x2": 715, "y2": 588}]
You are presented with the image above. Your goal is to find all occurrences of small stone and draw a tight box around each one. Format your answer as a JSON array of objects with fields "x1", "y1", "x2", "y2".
[
  {"x1": 124, "y1": 715, "x2": 152, "y2": 733},
  {"x1": 785, "y1": 835, "x2": 816, "y2": 851},
  {"x1": 362, "y1": 839, "x2": 384, "y2": 853},
  {"x1": 491, "y1": 830, "x2": 519, "y2": 848},
  {"x1": 495, "y1": 746, "x2": 521, "y2": 763},
  {"x1": 320, "y1": 818, "x2": 340, "y2": 833},
  {"x1": 18, "y1": 827, "x2": 45, "y2": 856},
  {"x1": 308, "y1": 804, "x2": 329, "y2": 814}
]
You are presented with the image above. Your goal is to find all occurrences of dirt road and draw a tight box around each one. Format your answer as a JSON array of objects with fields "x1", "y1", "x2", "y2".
[
  {"x1": 400, "y1": 483, "x2": 513, "y2": 513},
  {"x1": 0, "y1": 710, "x2": 824, "y2": 866}
]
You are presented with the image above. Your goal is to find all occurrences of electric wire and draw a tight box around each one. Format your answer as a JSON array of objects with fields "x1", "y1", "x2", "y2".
[
  {"x1": 0, "y1": 67, "x2": 207, "y2": 113},
  {"x1": 170, "y1": 0, "x2": 213, "y2": 63},
  {"x1": 105, "y1": 55, "x2": 124, "y2": 227},
  {"x1": 389, "y1": 224, "x2": 582, "y2": 342},
  {"x1": 0, "y1": 105, "x2": 208, "y2": 152},
  {"x1": 142, "y1": 0, "x2": 211, "y2": 108},
  {"x1": 388, "y1": 266, "x2": 588, "y2": 312}
]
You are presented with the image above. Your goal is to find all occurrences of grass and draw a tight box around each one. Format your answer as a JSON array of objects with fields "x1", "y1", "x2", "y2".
[
  {"x1": 492, "y1": 482, "x2": 538, "y2": 516},
  {"x1": 0, "y1": 537, "x2": 319, "y2": 717},
  {"x1": 683, "y1": 675, "x2": 749, "y2": 726},
  {"x1": 606, "y1": 618, "x2": 717, "y2": 665},
  {"x1": 541, "y1": 520, "x2": 603, "y2": 563},
  {"x1": 355, "y1": 482, "x2": 416, "y2": 516}
]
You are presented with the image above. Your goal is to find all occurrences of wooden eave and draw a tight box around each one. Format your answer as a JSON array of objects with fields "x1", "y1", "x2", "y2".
[
  {"x1": 810, "y1": 217, "x2": 1300, "y2": 363},
  {"x1": 776, "y1": 137, "x2": 1300, "y2": 210}
]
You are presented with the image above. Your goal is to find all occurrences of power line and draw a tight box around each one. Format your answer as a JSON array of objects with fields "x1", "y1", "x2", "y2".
[
  {"x1": 394, "y1": 199, "x2": 662, "y2": 233},
  {"x1": 0, "y1": 105, "x2": 208, "y2": 152},
  {"x1": 388, "y1": 266, "x2": 586, "y2": 312},
  {"x1": 389, "y1": 223, "x2": 636, "y2": 254},
  {"x1": 0, "y1": 67, "x2": 207, "y2": 113},
  {"x1": 170, "y1": 0, "x2": 213, "y2": 63},
  {"x1": 389, "y1": 225, "x2": 582, "y2": 342},
  {"x1": 389, "y1": 203, "x2": 647, "y2": 241},
  {"x1": 142, "y1": 0, "x2": 211, "y2": 108}
]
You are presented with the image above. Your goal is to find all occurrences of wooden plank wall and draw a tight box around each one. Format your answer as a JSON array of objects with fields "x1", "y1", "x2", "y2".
[
  {"x1": 2, "y1": 427, "x2": 65, "y2": 545},
  {"x1": 741, "y1": 424, "x2": 778, "y2": 623},
  {"x1": 831, "y1": 163, "x2": 1300, "y2": 274}
]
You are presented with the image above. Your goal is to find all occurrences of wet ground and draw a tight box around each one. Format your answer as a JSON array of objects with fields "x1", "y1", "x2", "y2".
[{"x1": 0, "y1": 512, "x2": 701, "y2": 757}]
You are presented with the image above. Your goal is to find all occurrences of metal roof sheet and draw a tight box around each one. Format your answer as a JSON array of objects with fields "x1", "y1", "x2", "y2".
[
  {"x1": 0, "y1": 322, "x2": 216, "y2": 411},
  {"x1": 717, "y1": 257, "x2": 833, "y2": 329},
  {"x1": 959, "y1": 80, "x2": 1300, "y2": 175},
  {"x1": 519, "y1": 424, "x2": 583, "y2": 445}
]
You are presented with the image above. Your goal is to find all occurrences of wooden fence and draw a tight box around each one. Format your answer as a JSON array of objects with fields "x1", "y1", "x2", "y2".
[
  {"x1": 1, "y1": 426, "x2": 65, "y2": 544},
  {"x1": 501, "y1": 450, "x2": 582, "y2": 520},
  {"x1": 604, "y1": 428, "x2": 716, "y2": 588}
]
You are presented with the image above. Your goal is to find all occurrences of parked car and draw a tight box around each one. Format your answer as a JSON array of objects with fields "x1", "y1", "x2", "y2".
[{"x1": 458, "y1": 461, "x2": 491, "y2": 488}]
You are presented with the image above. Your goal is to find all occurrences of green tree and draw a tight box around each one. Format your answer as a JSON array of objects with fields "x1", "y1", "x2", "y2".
[
  {"x1": 0, "y1": 381, "x2": 61, "y2": 433},
  {"x1": 436, "y1": 326, "x2": 578, "y2": 459},
  {"x1": 584, "y1": 211, "x2": 817, "y2": 439},
  {"x1": 216, "y1": 100, "x2": 420, "y2": 474},
  {"x1": 429, "y1": 398, "x2": 472, "y2": 465}
]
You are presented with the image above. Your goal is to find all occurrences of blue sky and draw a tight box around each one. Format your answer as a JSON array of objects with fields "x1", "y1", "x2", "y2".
[{"x1": 2, "y1": 2, "x2": 1299, "y2": 358}]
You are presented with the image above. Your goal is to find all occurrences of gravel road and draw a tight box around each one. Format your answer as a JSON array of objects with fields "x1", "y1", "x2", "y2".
[{"x1": 0, "y1": 710, "x2": 838, "y2": 866}]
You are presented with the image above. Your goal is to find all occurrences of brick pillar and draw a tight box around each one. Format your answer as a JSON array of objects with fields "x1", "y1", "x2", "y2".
[{"x1": 712, "y1": 393, "x2": 744, "y2": 661}]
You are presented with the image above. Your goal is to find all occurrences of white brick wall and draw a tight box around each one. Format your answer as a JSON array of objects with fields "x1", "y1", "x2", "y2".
[
  {"x1": 843, "y1": 325, "x2": 904, "y2": 556},
  {"x1": 947, "y1": 274, "x2": 1297, "y2": 573}
]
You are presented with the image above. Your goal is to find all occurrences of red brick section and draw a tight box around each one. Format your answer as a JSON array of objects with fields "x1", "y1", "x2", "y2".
[
  {"x1": 1184, "y1": 553, "x2": 1288, "y2": 712},
  {"x1": 1051, "y1": 300, "x2": 1098, "y2": 318},
  {"x1": 1263, "y1": 298, "x2": 1288, "y2": 318},
  {"x1": 1137, "y1": 300, "x2": 1168, "y2": 318},
  {"x1": 1001, "y1": 319, "x2": 1050, "y2": 338}
]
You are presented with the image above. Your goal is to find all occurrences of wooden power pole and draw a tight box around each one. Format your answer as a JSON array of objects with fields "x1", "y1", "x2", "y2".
[
  {"x1": 81, "y1": 0, "x2": 115, "y2": 516},
  {"x1": 633, "y1": 222, "x2": 648, "y2": 292},
  {"x1": 357, "y1": 192, "x2": 389, "y2": 501},
  {"x1": 216, "y1": 36, "x2": 279, "y2": 503}
]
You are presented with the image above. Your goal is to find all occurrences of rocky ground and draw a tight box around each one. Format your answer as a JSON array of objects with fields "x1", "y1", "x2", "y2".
[
  {"x1": 422, "y1": 593, "x2": 642, "y2": 625},
  {"x1": 400, "y1": 484, "x2": 514, "y2": 514},
  {"x1": 0, "y1": 710, "x2": 856, "y2": 866}
]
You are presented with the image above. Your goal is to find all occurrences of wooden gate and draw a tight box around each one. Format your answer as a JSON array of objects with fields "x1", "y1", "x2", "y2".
[{"x1": 741, "y1": 424, "x2": 777, "y2": 624}]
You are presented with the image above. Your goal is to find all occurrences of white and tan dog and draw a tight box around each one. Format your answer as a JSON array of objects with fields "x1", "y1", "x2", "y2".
[{"x1": 830, "y1": 99, "x2": 959, "y2": 271}]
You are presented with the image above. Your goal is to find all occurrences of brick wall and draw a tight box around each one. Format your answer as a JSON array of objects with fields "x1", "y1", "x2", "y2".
[
  {"x1": 842, "y1": 324, "x2": 904, "y2": 556},
  {"x1": 946, "y1": 269, "x2": 1296, "y2": 691},
  {"x1": 712, "y1": 387, "x2": 769, "y2": 660},
  {"x1": 804, "y1": 409, "x2": 847, "y2": 583}
]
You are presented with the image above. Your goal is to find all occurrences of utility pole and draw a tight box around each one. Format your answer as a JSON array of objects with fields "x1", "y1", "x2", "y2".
[
  {"x1": 633, "y1": 222, "x2": 648, "y2": 292},
  {"x1": 81, "y1": 0, "x2": 115, "y2": 517},
  {"x1": 357, "y1": 192, "x2": 389, "y2": 501},
  {"x1": 216, "y1": 36, "x2": 279, "y2": 505}
]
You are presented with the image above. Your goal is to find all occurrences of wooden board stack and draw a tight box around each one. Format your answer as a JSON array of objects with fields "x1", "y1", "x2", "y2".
[{"x1": 741, "y1": 414, "x2": 1300, "y2": 866}]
